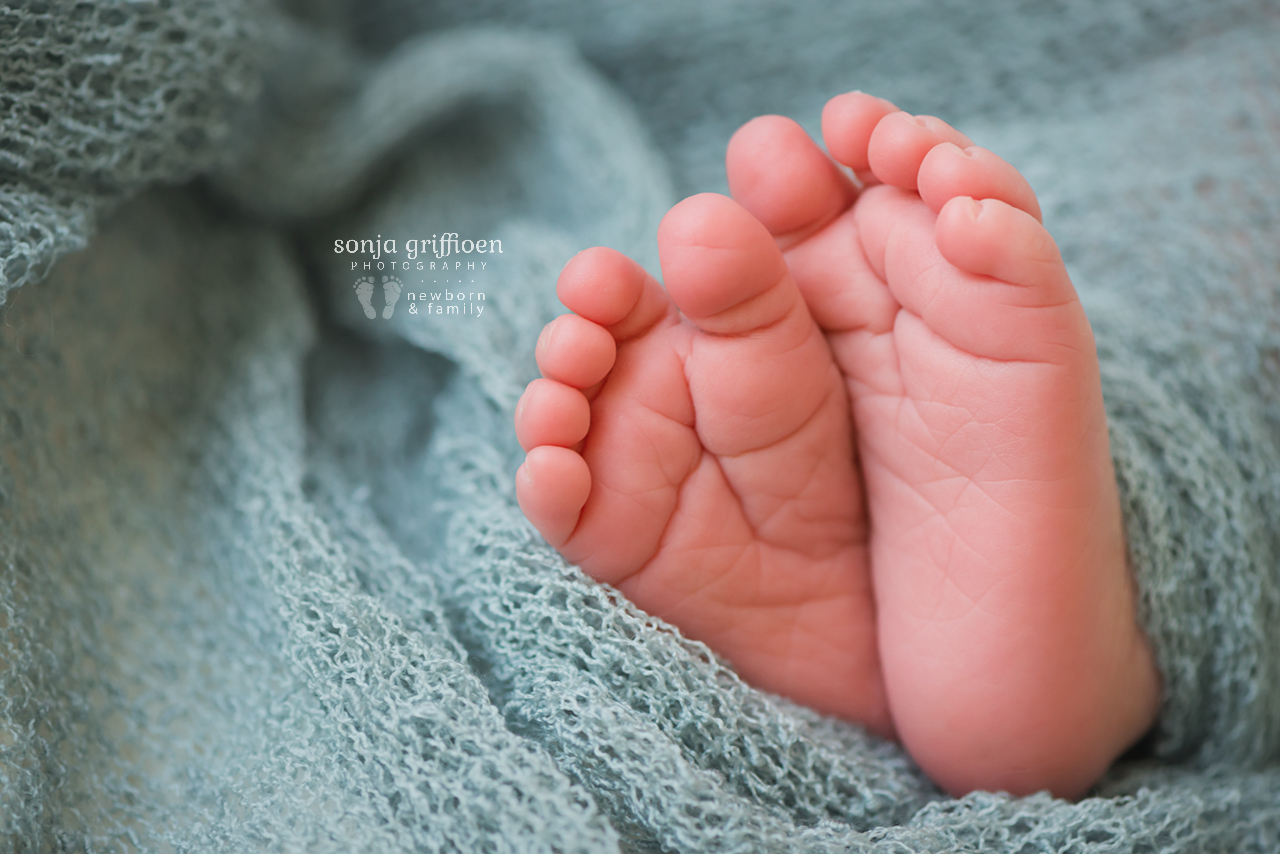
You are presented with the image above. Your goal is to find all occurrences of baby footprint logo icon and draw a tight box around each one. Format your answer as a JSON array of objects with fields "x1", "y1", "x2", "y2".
[
  {"x1": 353, "y1": 276, "x2": 377, "y2": 319},
  {"x1": 382, "y1": 275, "x2": 403, "y2": 318}
]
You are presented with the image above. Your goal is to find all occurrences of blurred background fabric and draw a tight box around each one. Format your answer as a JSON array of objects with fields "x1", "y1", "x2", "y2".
[{"x1": 1, "y1": 1, "x2": 1278, "y2": 850}]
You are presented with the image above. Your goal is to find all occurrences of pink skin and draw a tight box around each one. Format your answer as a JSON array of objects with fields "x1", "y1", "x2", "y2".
[{"x1": 516, "y1": 92, "x2": 1161, "y2": 799}]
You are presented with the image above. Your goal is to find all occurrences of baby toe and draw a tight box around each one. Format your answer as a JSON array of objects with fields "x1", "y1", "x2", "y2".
[
  {"x1": 515, "y1": 378, "x2": 591, "y2": 452},
  {"x1": 558, "y1": 247, "x2": 671, "y2": 342},
  {"x1": 516, "y1": 446, "x2": 592, "y2": 548},
  {"x1": 918, "y1": 144, "x2": 1042, "y2": 221},
  {"x1": 935, "y1": 196, "x2": 1068, "y2": 302},
  {"x1": 657, "y1": 193, "x2": 794, "y2": 335},
  {"x1": 867, "y1": 111, "x2": 973, "y2": 191},
  {"x1": 821, "y1": 91, "x2": 901, "y2": 179},
  {"x1": 726, "y1": 115, "x2": 856, "y2": 244},
  {"x1": 535, "y1": 314, "x2": 617, "y2": 389}
]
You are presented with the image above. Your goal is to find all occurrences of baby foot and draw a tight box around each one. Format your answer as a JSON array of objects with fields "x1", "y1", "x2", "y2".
[
  {"x1": 516, "y1": 194, "x2": 892, "y2": 736},
  {"x1": 382, "y1": 275, "x2": 402, "y2": 319},
  {"x1": 354, "y1": 276, "x2": 376, "y2": 319},
  {"x1": 724, "y1": 94, "x2": 1160, "y2": 797}
]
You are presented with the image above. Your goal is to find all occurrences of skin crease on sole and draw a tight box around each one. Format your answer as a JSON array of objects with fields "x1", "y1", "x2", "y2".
[{"x1": 516, "y1": 91, "x2": 1161, "y2": 800}]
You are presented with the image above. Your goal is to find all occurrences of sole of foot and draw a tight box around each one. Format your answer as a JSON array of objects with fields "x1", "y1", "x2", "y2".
[
  {"x1": 723, "y1": 92, "x2": 1160, "y2": 798},
  {"x1": 516, "y1": 194, "x2": 894, "y2": 737}
]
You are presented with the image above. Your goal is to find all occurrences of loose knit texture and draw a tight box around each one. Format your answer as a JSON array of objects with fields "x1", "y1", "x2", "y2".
[
  {"x1": 0, "y1": 0, "x2": 267, "y2": 297},
  {"x1": 1, "y1": 1, "x2": 1279, "y2": 852}
]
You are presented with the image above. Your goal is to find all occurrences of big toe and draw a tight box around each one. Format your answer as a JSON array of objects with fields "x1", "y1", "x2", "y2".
[
  {"x1": 657, "y1": 193, "x2": 799, "y2": 335},
  {"x1": 656, "y1": 193, "x2": 840, "y2": 458},
  {"x1": 726, "y1": 116, "x2": 856, "y2": 246}
]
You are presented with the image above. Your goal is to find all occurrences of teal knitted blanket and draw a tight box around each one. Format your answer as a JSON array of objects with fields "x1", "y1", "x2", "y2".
[{"x1": 2, "y1": 1, "x2": 1278, "y2": 850}]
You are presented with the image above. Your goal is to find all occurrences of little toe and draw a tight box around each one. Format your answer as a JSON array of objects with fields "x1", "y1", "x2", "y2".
[
  {"x1": 535, "y1": 313, "x2": 617, "y2": 390},
  {"x1": 867, "y1": 111, "x2": 973, "y2": 191},
  {"x1": 657, "y1": 193, "x2": 795, "y2": 335},
  {"x1": 821, "y1": 91, "x2": 901, "y2": 180},
  {"x1": 515, "y1": 378, "x2": 590, "y2": 452},
  {"x1": 918, "y1": 144, "x2": 1042, "y2": 220},
  {"x1": 516, "y1": 445, "x2": 591, "y2": 548},
  {"x1": 726, "y1": 115, "x2": 857, "y2": 246},
  {"x1": 935, "y1": 196, "x2": 1069, "y2": 302}
]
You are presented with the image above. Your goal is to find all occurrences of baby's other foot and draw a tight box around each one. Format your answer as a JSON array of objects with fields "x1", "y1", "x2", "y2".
[
  {"x1": 516, "y1": 194, "x2": 891, "y2": 735},
  {"x1": 726, "y1": 94, "x2": 1160, "y2": 797}
]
